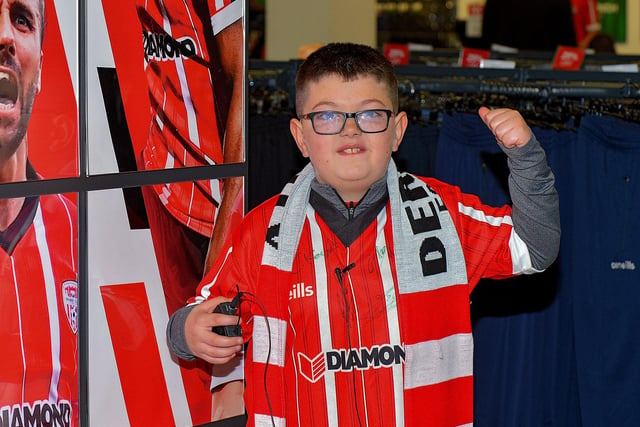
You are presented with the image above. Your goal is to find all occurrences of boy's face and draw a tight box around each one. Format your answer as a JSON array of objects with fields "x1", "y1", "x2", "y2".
[{"x1": 290, "y1": 74, "x2": 407, "y2": 202}]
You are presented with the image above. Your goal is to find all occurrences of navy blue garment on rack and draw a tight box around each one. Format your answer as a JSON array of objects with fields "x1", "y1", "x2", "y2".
[
  {"x1": 434, "y1": 112, "x2": 579, "y2": 426},
  {"x1": 393, "y1": 118, "x2": 440, "y2": 177},
  {"x1": 571, "y1": 114, "x2": 640, "y2": 427}
]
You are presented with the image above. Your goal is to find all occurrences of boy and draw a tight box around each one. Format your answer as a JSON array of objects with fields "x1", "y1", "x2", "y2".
[{"x1": 167, "y1": 42, "x2": 560, "y2": 426}]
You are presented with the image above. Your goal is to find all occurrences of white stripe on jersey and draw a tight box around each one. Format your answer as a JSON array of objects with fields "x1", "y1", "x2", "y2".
[
  {"x1": 252, "y1": 315, "x2": 286, "y2": 367},
  {"x1": 155, "y1": 112, "x2": 165, "y2": 132},
  {"x1": 307, "y1": 206, "x2": 340, "y2": 426},
  {"x1": 11, "y1": 258, "x2": 27, "y2": 402},
  {"x1": 289, "y1": 304, "x2": 302, "y2": 427},
  {"x1": 186, "y1": 182, "x2": 196, "y2": 229},
  {"x1": 34, "y1": 204, "x2": 62, "y2": 402},
  {"x1": 211, "y1": 1, "x2": 243, "y2": 35},
  {"x1": 404, "y1": 333, "x2": 473, "y2": 389},
  {"x1": 458, "y1": 201, "x2": 513, "y2": 226},
  {"x1": 164, "y1": 150, "x2": 174, "y2": 169},
  {"x1": 210, "y1": 177, "x2": 222, "y2": 210},
  {"x1": 158, "y1": 0, "x2": 201, "y2": 150},
  {"x1": 509, "y1": 229, "x2": 539, "y2": 274},
  {"x1": 204, "y1": 153, "x2": 217, "y2": 166},
  {"x1": 376, "y1": 208, "x2": 405, "y2": 426},
  {"x1": 255, "y1": 413, "x2": 285, "y2": 427}
]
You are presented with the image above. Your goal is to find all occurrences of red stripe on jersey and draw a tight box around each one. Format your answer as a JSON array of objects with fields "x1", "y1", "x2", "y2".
[
  {"x1": 458, "y1": 208, "x2": 514, "y2": 283},
  {"x1": 433, "y1": 183, "x2": 516, "y2": 287},
  {"x1": 404, "y1": 375, "x2": 473, "y2": 426},
  {"x1": 398, "y1": 285, "x2": 471, "y2": 344},
  {"x1": 101, "y1": 283, "x2": 175, "y2": 426}
]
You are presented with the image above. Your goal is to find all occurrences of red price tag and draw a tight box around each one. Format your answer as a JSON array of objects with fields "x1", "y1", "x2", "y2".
[
  {"x1": 552, "y1": 46, "x2": 586, "y2": 70},
  {"x1": 459, "y1": 47, "x2": 490, "y2": 68},
  {"x1": 384, "y1": 43, "x2": 410, "y2": 65}
]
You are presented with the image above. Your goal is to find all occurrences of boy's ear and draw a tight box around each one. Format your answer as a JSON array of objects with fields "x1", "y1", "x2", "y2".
[
  {"x1": 391, "y1": 111, "x2": 408, "y2": 152},
  {"x1": 290, "y1": 118, "x2": 310, "y2": 158}
]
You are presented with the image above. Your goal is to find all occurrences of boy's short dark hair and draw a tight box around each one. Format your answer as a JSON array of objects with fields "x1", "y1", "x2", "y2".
[{"x1": 295, "y1": 42, "x2": 399, "y2": 116}]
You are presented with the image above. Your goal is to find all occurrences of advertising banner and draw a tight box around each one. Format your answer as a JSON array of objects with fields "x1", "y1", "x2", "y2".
[{"x1": 87, "y1": 0, "x2": 246, "y2": 426}]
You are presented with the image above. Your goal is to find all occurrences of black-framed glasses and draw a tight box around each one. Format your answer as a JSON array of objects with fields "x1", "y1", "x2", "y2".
[{"x1": 299, "y1": 109, "x2": 394, "y2": 135}]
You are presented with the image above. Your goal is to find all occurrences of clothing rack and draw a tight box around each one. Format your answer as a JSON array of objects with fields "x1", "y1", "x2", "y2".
[
  {"x1": 247, "y1": 56, "x2": 640, "y2": 207},
  {"x1": 396, "y1": 66, "x2": 640, "y2": 99},
  {"x1": 409, "y1": 48, "x2": 640, "y2": 69},
  {"x1": 249, "y1": 58, "x2": 640, "y2": 116}
]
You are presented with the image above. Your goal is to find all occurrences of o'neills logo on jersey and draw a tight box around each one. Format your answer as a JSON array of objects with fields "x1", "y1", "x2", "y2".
[
  {"x1": 289, "y1": 282, "x2": 313, "y2": 300},
  {"x1": 143, "y1": 30, "x2": 198, "y2": 61},
  {"x1": 298, "y1": 344, "x2": 406, "y2": 383},
  {"x1": 611, "y1": 260, "x2": 636, "y2": 271},
  {"x1": 62, "y1": 280, "x2": 79, "y2": 334},
  {"x1": 0, "y1": 400, "x2": 72, "y2": 427}
]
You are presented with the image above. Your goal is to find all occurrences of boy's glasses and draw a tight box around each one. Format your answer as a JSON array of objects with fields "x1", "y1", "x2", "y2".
[{"x1": 300, "y1": 109, "x2": 394, "y2": 135}]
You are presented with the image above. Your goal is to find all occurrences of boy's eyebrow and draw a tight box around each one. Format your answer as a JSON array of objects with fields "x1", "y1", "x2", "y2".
[
  {"x1": 306, "y1": 101, "x2": 339, "y2": 111},
  {"x1": 306, "y1": 99, "x2": 389, "y2": 112}
]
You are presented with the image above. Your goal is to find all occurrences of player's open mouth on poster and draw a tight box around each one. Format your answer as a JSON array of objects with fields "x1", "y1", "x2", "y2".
[{"x1": 0, "y1": 71, "x2": 18, "y2": 109}]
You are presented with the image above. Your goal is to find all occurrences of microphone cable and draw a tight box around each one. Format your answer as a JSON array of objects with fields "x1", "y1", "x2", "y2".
[
  {"x1": 335, "y1": 264, "x2": 364, "y2": 427},
  {"x1": 241, "y1": 290, "x2": 276, "y2": 427}
]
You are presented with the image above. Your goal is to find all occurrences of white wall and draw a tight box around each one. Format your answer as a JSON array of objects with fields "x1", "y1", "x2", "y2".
[
  {"x1": 264, "y1": 0, "x2": 639, "y2": 59},
  {"x1": 264, "y1": 0, "x2": 377, "y2": 60},
  {"x1": 616, "y1": 1, "x2": 639, "y2": 54}
]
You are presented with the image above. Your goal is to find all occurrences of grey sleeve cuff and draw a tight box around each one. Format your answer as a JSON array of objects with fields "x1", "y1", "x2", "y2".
[
  {"x1": 166, "y1": 304, "x2": 197, "y2": 361},
  {"x1": 500, "y1": 133, "x2": 561, "y2": 270}
]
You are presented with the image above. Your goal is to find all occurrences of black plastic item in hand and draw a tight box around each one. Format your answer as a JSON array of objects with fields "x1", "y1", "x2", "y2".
[{"x1": 212, "y1": 300, "x2": 242, "y2": 337}]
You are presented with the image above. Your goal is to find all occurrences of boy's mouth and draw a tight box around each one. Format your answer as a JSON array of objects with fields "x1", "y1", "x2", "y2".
[{"x1": 342, "y1": 147, "x2": 362, "y2": 154}]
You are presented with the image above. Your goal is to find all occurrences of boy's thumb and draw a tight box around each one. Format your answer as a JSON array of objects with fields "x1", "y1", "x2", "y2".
[{"x1": 478, "y1": 106, "x2": 490, "y2": 122}]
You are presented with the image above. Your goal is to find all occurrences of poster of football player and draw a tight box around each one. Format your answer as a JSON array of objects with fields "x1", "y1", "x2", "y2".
[
  {"x1": 0, "y1": 0, "x2": 79, "y2": 426},
  {"x1": 87, "y1": 179, "x2": 243, "y2": 426},
  {"x1": 86, "y1": 0, "x2": 246, "y2": 425}
]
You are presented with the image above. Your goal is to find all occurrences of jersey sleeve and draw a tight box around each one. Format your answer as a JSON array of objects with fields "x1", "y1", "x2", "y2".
[
  {"x1": 191, "y1": 197, "x2": 276, "y2": 336},
  {"x1": 429, "y1": 179, "x2": 527, "y2": 288}
]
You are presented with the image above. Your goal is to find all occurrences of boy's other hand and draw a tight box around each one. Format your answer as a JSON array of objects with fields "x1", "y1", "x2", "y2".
[
  {"x1": 185, "y1": 296, "x2": 244, "y2": 365},
  {"x1": 478, "y1": 106, "x2": 532, "y2": 148}
]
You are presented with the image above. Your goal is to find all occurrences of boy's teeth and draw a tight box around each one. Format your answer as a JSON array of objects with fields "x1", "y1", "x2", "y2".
[{"x1": 344, "y1": 148, "x2": 360, "y2": 154}]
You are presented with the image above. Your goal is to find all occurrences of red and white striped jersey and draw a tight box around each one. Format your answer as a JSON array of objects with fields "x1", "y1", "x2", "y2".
[
  {"x1": 0, "y1": 193, "x2": 78, "y2": 427},
  {"x1": 196, "y1": 175, "x2": 529, "y2": 427},
  {"x1": 571, "y1": 0, "x2": 600, "y2": 44},
  {"x1": 136, "y1": 0, "x2": 242, "y2": 236}
]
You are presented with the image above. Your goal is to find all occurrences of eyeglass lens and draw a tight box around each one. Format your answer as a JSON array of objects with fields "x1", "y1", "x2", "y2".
[{"x1": 310, "y1": 110, "x2": 391, "y2": 134}]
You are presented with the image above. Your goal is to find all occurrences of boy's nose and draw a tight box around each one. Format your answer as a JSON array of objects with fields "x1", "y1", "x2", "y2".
[{"x1": 341, "y1": 116, "x2": 361, "y2": 135}]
